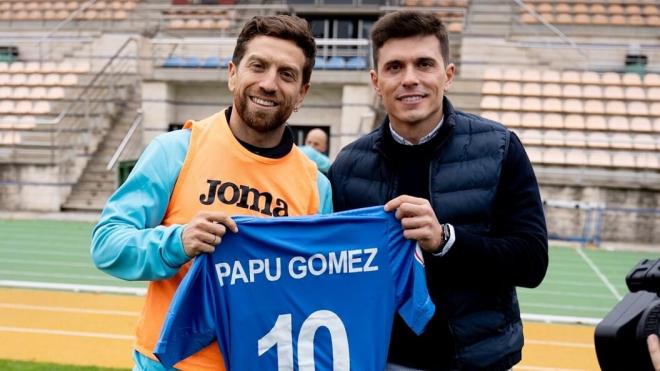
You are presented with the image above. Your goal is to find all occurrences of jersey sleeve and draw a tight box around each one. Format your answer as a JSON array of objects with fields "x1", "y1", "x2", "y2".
[
  {"x1": 385, "y1": 213, "x2": 436, "y2": 335},
  {"x1": 90, "y1": 130, "x2": 192, "y2": 281},
  {"x1": 154, "y1": 254, "x2": 220, "y2": 367}
]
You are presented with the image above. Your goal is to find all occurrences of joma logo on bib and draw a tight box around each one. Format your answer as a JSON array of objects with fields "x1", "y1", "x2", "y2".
[{"x1": 199, "y1": 179, "x2": 289, "y2": 216}]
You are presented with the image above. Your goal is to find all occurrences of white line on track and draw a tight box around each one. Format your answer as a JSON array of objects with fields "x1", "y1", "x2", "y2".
[
  {"x1": 0, "y1": 248, "x2": 89, "y2": 258},
  {"x1": 519, "y1": 290, "x2": 615, "y2": 299},
  {"x1": 0, "y1": 303, "x2": 139, "y2": 317},
  {"x1": 0, "y1": 280, "x2": 146, "y2": 295},
  {"x1": 575, "y1": 248, "x2": 622, "y2": 300},
  {"x1": 0, "y1": 326, "x2": 132, "y2": 340},
  {"x1": 522, "y1": 313, "x2": 601, "y2": 325},
  {"x1": 0, "y1": 270, "x2": 121, "y2": 282},
  {"x1": 522, "y1": 302, "x2": 609, "y2": 312},
  {"x1": 0, "y1": 258, "x2": 91, "y2": 268}
]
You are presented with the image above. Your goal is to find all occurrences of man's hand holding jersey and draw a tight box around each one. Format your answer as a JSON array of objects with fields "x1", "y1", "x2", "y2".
[
  {"x1": 182, "y1": 211, "x2": 239, "y2": 258},
  {"x1": 385, "y1": 195, "x2": 444, "y2": 254}
]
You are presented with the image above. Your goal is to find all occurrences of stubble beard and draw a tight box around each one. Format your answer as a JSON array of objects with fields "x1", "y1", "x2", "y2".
[{"x1": 235, "y1": 91, "x2": 293, "y2": 134}]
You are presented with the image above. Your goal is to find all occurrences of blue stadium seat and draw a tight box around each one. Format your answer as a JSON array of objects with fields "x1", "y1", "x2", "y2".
[
  {"x1": 162, "y1": 56, "x2": 184, "y2": 68},
  {"x1": 346, "y1": 57, "x2": 367, "y2": 70},
  {"x1": 181, "y1": 57, "x2": 200, "y2": 68},
  {"x1": 314, "y1": 57, "x2": 326, "y2": 70},
  {"x1": 202, "y1": 56, "x2": 221, "y2": 68},
  {"x1": 326, "y1": 56, "x2": 346, "y2": 70},
  {"x1": 219, "y1": 56, "x2": 232, "y2": 68}
]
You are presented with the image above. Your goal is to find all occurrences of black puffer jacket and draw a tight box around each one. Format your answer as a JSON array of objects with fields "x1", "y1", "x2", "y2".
[{"x1": 329, "y1": 98, "x2": 548, "y2": 370}]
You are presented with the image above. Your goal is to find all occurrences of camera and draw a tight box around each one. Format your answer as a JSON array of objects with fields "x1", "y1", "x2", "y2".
[{"x1": 595, "y1": 259, "x2": 660, "y2": 371}]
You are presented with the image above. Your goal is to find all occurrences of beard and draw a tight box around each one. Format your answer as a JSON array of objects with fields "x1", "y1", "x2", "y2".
[{"x1": 234, "y1": 91, "x2": 294, "y2": 133}]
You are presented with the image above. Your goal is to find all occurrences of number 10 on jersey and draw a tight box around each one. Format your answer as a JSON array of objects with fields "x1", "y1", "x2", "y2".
[{"x1": 258, "y1": 310, "x2": 350, "y2": 371}]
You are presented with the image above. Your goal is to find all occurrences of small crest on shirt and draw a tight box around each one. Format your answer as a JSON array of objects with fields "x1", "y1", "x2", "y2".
[{"x1": 414, "y1": 243, "x2": 425, "y2": 266}]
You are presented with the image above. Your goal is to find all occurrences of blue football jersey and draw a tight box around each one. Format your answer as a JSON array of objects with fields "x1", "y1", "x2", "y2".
[{"x1": 154, "y1": 206, "x2": 435, "y2": 371}]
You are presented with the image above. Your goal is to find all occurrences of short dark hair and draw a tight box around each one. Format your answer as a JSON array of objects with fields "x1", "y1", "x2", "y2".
[
  {"x1": 370, "y1": 11, "x2": 449, "y2": 69},
  {"x1": 232, "y1": 15, "x2": 316, "y2": 85}
]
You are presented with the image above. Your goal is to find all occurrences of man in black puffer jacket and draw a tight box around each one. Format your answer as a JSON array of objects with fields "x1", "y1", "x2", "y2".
[{"x1": 328, "y1": 11, "x2": 548, "y2": 371}]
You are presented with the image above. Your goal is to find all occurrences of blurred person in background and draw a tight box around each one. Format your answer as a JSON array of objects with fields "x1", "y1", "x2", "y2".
[{"x1": 300, "y1": 127, "x2": 331, "y2": 174}]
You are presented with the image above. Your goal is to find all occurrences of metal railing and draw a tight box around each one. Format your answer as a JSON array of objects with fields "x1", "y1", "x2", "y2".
[{"x1": 107, "y1": 109, "x2": 143, "y2": 171}]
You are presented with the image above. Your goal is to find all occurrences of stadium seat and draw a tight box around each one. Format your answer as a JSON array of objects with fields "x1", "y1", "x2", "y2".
[
  {"x1": 346, "y1": 57, "x2": 367, "y2": 70},
  {"x1": 10, "y1": 74, "x2": 27, "y2": 85},
  {"x1": 565, "y1": 114, "x2": 585, "y2": 129},
  {"x1": 47, "y1": 87, "x2": 65, "y2": 99},
  {"x1": 633, "y1": 134, "x2": 656, "y2": 150},
  {"x1": 603, "y1": 86, "x2": 624, "y2": 99},
  {"x1": 524, "y1": 147, "x2": 542, "y2": 163},
  {"x1": 33, "y1": 101, "x2": 51, "y2": 114},
  {"x1": 521, "y1": 69, "x2": 541, "y2": 82},
  {"x1": 325, "y1": 57, "x2": 346, "y2": 70},
  {"x1": 543, "y1": 130, "x2": 564, "y2": 146},
  {"x1": 521, "y1": 113, "x2": 542, "y2": 127},
  {"x1": 26, "y1": 74, "x2": 43, "y2": 86},
  {"x1": 521, "y1": 97, "x2": 542, "y2": 111},
  {"x1": 622, "y1": 73, "x2": 642, "y2": 85},
  {"x1": 563, "y1": 99, "x2": 583, "y2": 113},
  {"x1": 586, "y1": 115, "x2": 608, "y2": 130},
  {"x1": 481, "y1": 81, "x2": 501, "y2": 95},
  {"x1": 542, "y1": 70, "x2": 561, "y2": 83},
  {"x1": 314, "y1": 57, "x2": 326, "y2": 70},
  {"x1": 565, "y1": 131, "x2": 587, "y2": 147},
  {"x1": 521, "y1": 129, "x2": 542, "y2": 145},
  {"x1": 14, "y1": 100, "x2": 32, "y2": 114},
  {"x1": 483, "y1": 68, "x2": 502, "y2": 81},
  {"x1": 630, "y1": 117, "x2": 652, "y2": 132},
  {"x1": 565, "y1": 149, "x2": 588, "y2": 166},
  {"x1": 542, "y1": 98, "x2": 562, "y2": 112},
  {"x1": 644, "y1": 73, "x2": 660, "y2": 87},
  {"x1": 562, "y1": 84, "x2": 581, "y2": 98},
  {"x1": 581, "y1": 71, "x2": 600, "y2": 84},
  {"x1": 612, "y1": 152, "x2": 636, "y2": 168},
  {"x1": 588, "y1": 150, "x2": 612, "y2": 167},
  {"x1": 12, "y1": 86, "x2": 29, "y2": 99},
  {"x1": 628, "y1": 101, "x2": 649, "y2": 115},
  {"x1": 611, "y1": 133, "x2": 633, "y2": 149},
  {"x1": 651, "y1": 103, "x2": 660, "y2": 116},
  {"x1": 502, "y1": 82, "x2": 522, "y2": 95},
  {"x1": 608, "y1": 116, "x2": 629, "y2": 131},
  {"x1": 501, "y1": 97, "x2": 521, "y2": 110},
  {"x1": 542, "y1": 113, "x2": 563, "y2": 128},
  {"x1": 583, "y1": 85, "x2": 603, "y2": 99},
  {"x1": 561, "y1": 71, "x2": 581, "y2": 84},
  {"x1": 624, "y1": 87, "x2": 645, "y2": 100},
  {"x1": 522, "y1": 83, "x2": 541, "y2": 96},
  {"x1": 43, "y1": 73, "x2": 60, "y2": 85},
  {"x1": 0, "y1": 86, "x2": 10, "y2": 99},
  {"x1": 61, "y1": 74, "x2": 77, "y2": 85},
  {"x1": 31, "y1": 86, "x2": 47, "y2": 99},
  {"x1": 500, "y1": 69, "x2": 520, "y2": 82},
  {"x1": 602, "y1": 72, "x2": 621, "y2": 85},
  {"x1": 648, "y1": 87, "x2": 660, "y2": 100},
  {"x1": 480, "y1": 96, "x2": 500, "y2": 110},
  {"x1": 481, "y1": 111, "x2": 499, "y2": 122},
  {"x1": 605, "y1": 101, "x2": 627, "y2": 115},
  {"x1": 636, "y1": 153, "x2": 660, "y2": 170},
  {"x1": 543, "y1": 148, "x2": 565, "y2": 165},
  {"x1": 163, "y1": 56, "x2": 184, "y2": 68},
  {"x1": 542, "y1": 84, "x2": 561, "y2": 97},
  {"x1": 181, "y1": 57, "x2": 200, "y2": 68},
  {"x1": 501, "y1": 112, "x2": 521, "y2": 127},
  {"x1": 587, "y1": 132, "x2": 609, "y2": 148}
]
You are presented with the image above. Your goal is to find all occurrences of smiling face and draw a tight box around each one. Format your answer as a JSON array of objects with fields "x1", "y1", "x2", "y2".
[
  {"x1": 228, "y1": 35, "x2": 310, "y2": 138},
  {"x1": 371, "y1": 35, "x2": 455, "y2": 141}
]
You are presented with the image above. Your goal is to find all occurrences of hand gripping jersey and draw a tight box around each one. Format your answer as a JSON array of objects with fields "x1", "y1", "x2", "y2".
[{"x1": 154, "y1": 206, "x2": 435, "y2": 371}]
